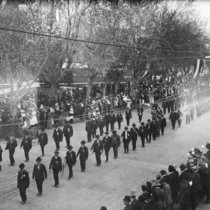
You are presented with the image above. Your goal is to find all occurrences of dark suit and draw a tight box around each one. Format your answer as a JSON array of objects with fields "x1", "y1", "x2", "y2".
[
  {"x1": 121, "y1": 130, "x2": 130, "y2": 153},
  {"x1": 125, "y1": 109, "x2": 132, "y2": 126},
  {"x1": 111, "y1": 134, "x2": 121, "y2": 158},
  {"x1": 85, "y1": 121, "x2": 92, "y2": 142},
  {"x1": 38, "y1": 132, "x2": 48, "y2": 156},
  {"x1": 49, "y1": 156, "x2": 62, "y2": 186},
  {"x1": 139, "y1": 126, "x2": 147, "y2": 147},
  {"x1": 104, "y1": 113, "x2": 111, "y2": 133},
  {"x1": 21, "y1": 136, "x2": 32, "y2": 161},
  {"x1": 116, "y1": 113, "x2": 123, "y2": 129},
  {"x1": 110, "y1": 114, "x2": 116, "y2": 131},
  {"x1": 65, "y1": 150, "x2": 76, "y2": 178},
  {"x1": 91, "y1": 140, "x2": 103, "y2": 166},
  {"x1": 130, "y1": 198, "x2": 141, "y2": 210},
  {"x1": 124, "y1": 204, "x2": 134, "y2": 210},
  {"x1": 102, "y1": 136, "x2": 112, "y2": 162},
  {"x1": 160, "y1": 117, "x2": 167, "y2": 135},
  {"x1": 63, "y1": 124, "x2": 73, "y2": 147},
  {"x1": 5, "y1": 137, "x2": 17, "y2": 165},
  {"x1": 146, "y1": 123, "x2": 152, "y2": 143},
  {"x1": 32, "y1": 163, "x2": 47, "y2": 194},
  {"x1": 150, "y1": 121, "x2": 157, "y2": 140},
  {"x1": 52, "y1": 128, "x2": 63, "y2": 150},
  {"x1": 169, "y1": 170, "x2": 179, "y2": 205},
  {"x1": 17, "y1": 169, "x2": 30, "y2": 202},
  {"x1": 130, "y1": 127, "x2": 138, "y2": 150},
  {"x1": 77, "y1": 146, "x2": 88, "y2": 171}
]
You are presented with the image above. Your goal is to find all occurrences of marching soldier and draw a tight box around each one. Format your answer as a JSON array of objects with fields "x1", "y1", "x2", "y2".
[
  {"x1": 77, "y1": 140, "x2": 89, "y2": 172},
  {"x1": 121, "y1": 127, "x2": 130, "y2": 153},
  {"x1": 65, "y1": 145, "x2": 76, "y2": 180},
  {"x1": 125, "y1": 108, "x2": 132, "y2": 126},
  {"x1": 17, "y1": 163, "x2": 30, "y2": 204},
  {"x1": 116, "y1": 111, "x2": 123, "y2": 129},
  {"x1": 52, "y1": 123, "x2": 63, "y2": 150},
  {"x1": 20, "y1": 131, "x2": 32, "y2": 162},
  {"x1": 32, "y1": 157, "x2": 47, "y2": 196},
  {"x1": 111, "y1": 130, "x2": 121, "y2": 159},
  {"x1": 38, "y1": 127, "x2": 48, "y2": 157},
  {"x1": 63, "y1": 118, "x2": 73, "y2": 148},
  {"x1": 91, "y1": 135, "x2": 103, "y2": 166},
  {"x1": 49, "y1": 150, "x2": 62, "y2": 187},
  {"x1": 5, "y1": 134, "x2": 17, "y2": 166},
  {"x1": 130, "y1": 123, "x2": 138, "y2": 151},
  {"x1": 102, "y1": 132, "x2": 112, "y2": 162}
]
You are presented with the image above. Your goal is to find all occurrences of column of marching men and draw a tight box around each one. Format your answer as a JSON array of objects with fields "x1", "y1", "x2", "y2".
[{"x1": 1, "y1": 97, "x2": 210, "y2": 206}]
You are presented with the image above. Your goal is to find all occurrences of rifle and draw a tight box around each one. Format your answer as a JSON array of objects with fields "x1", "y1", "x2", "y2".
[{"x1": 62, "y1": 158, "x2": 66, "y2": 177}]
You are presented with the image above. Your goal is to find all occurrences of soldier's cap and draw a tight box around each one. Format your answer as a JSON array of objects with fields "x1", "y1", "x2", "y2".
[
  {"x1": 105, "y1": 132, "x2": 109, "y2": 135},
  {"x1": 123, "y1": 195, "x2": 131, "y2": 202},
  {"x1": 124, "y1": 127, "x2": 128, "y2": 130},
  {"x1": 68, "y1": 145, "x2": 73, "y2": 150},
  {"x1": 54, "y1": 150, "x2": 59, "y2": 154},
  {"x1": 36, "y1": 157, "x2": 42, "y2": 162},
  {"x1": 19, "y1": 163, "x2": 25, "y2": 169},
  {"x1": 80, "y1": 140, "x2": 86, "y2": 144},
  {"x1": 96, "y1": 135, "x2": 100, "y2": 138},
  {"x1": 132, "y1": 123, "x2": 136, "y2": 127},
  {"x1": 130, "y1": 191, "x2": 136, "y2": 197}
]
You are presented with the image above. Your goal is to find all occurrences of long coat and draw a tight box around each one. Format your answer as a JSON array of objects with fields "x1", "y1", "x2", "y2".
[
  {"x1": 5, "y1": 137, "x2": 17, "y2": 150},
  {"x1": 38, "y1": 132, "x2": 48, "y2": 147},
  {"x1": 121, "y1": 130, "x2": 130, "y2": 143},
  {"x1": 102, "y1": 136, "x2": 112, "y2": 151},
  {"x1": 21, "y1": 136, "x2": 32, "y2": 151},
  {"x1": 49, "y1": 156, "x2": 62, "y2": 171},
  {"x1": 65, "y1": 151, "x2": 76, "y2": 166},
  {"x1": 63, "y1": 124, "x2": 73, "y2": 138},
  {"x1": 168, "y1": 170, "x2": 179, "y2": 201},
  {"x1": 111, "y1": 134, "x2": 121, "y2": 147},
  {"x1": 17, "y1": 170, "x2": 30, "y2": 190},
  {"x1": 52, "y1": 128, "x2": 63, "y2": 142},
  {"x1": 32, "y1": 163, "x2": 47, "y2": 181},
  {"x1": 91, "y1": 140, "x2": 103, "y2": 154},
  {"x1": 77, "y1": 146, "x2": 89, "y2": 160}
]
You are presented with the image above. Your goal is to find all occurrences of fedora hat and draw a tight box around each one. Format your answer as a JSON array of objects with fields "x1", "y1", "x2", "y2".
[
  {"x1": 19, "y1": 163, "x2": 25, "y2": 169},
  {"x1": 36, "y1": 157, "x2": 42, "y2": 162},
  {"x1": 81, "y1": 140, "x2": 86, "y2": 145}
]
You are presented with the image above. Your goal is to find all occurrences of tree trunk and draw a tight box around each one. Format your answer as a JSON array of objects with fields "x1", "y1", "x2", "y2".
[
  {"x1": 86, "y1": 77, "x2": 94, "y2": 99},
  {"x1": 49, "y1": 83, "x2": 58, "y2": 94}
]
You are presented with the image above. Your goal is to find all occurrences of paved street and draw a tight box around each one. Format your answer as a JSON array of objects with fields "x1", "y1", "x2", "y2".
[{"x1": 0, "y1": 105, "x2": 210, "y2": 210}]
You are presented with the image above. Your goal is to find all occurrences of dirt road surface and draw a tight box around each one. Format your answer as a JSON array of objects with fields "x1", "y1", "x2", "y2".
[{"x1": 0, "y1": 106, "x2": 210, "y2": 210}]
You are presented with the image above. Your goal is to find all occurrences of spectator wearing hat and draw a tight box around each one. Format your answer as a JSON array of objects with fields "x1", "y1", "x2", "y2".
[
  {"x1": 20, "y1": 131, "x2": 32, "y2": 162},
  {"x1": 121, "y1": 127, "x2": 130, "y2": 154},
  {"x1": 65, "y1": 146, "x2": 76, "y2": 180},
  {"x1": 52, "y1": 123, "x2": 63, "y2": 150},
  {"x1": 110, "y1": 112, "x2": 116, "y2": 131},
  {"x1": 32, "y1": 157, "x2": 47, "y2": 196},
  {"x1": 179, "y1": 164, "x2": 190, "y2": 183},
  {"x1": 168, "y1": 165, "x2": 179, "y2": 208},
  {"x1": 116, "y1": 111, "x2": 123, "y2": 130},
  {"x1": 130, "y1": 124, "x2": 138, "y2": 151},
  {"x1": 139, "y1": 122, "x2": 147, "y2": 147},
  {"x1": 111, "y1": 130, "x2": 121, "y2": 159},
  {"x1": 141, "y1": 193, "x2": 156, "y2": 210},
  {"x1": 138, "y1": 185, "x2": 150, "y2": 202},
  {"x1": 130, "y1": 191, "x2": 140, "y2": 210},
  {"x1": 38, "y1": 127, "x2": 48, "y2": 157},
  {"x1": 5, "y1": 134, "x2": 17, "y2": 166},
  {"x1": 17, "y1": 163, "x2": 30, "y2": 204},
  {"x1": 102, "y1": 132, "x2": 112, "y2": 162},
  {"x1": 123, "y1": 195, "x2": 133, "y2": 210},
  {"x1": 77, "y1": 141, "x2": 89, "y2": 172},
  {"x1": 91, "y1": 135, "x2": 103, "y2": 166},
  {"x1": 152, "y1": 181, "x2": 165, "y2": 210},
  {"x1": 125, "y1": 108, "x2": 132, "y2": 126},
  {"x1": 49, "y1": 150, "x2": 62, "y2": 187},
  {"x1": 63, "y1": 119, "x2": 73, "y2": 148}
]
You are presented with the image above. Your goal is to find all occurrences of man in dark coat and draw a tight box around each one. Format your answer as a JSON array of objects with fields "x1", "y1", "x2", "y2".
[
  {"x1": 123, "y1": 195, "x2": 133, "y2": 210},
  {"x1": 32, "y1": 157, "x2": 47, "y2": 196},
  {"x1": 85, "y1": 120, "x2": 92, "y2": 142},
  {"x1": 146, "y1": 119, "x2": 152, "y2": 143},
  {"x1": 162, "y1": 100, "x2": 167, "y2": 115},
  {"x1": 125, "y1": 108, "x2": 132, "y2": 126},
  {"x1": 17, "y1": 163, "x2": 30, "y2": 204},
  {"x1": 20, "y1": 131, "x2": 32, "y2": 162},
  {"x1": 116, "y1": 111, "x2": 123, "y2": 129},
  {"x1": 130, "y1": 123, "x2": 138, "y2": 151},
  {"x1": 104, "y1": 112, "x2": 111, "y2": 133},
  {"x1": 111, "y1": 130, "x2": 121, "y2": 159},
  {"x1": 160, "y1": 114, "x2": 167, "y2": 135},
  {"x1": 110, "y1": 112, "x2": 116, "y2": 131},
  {"x1": 169, "y1": 110, "x2": 178, "y2": 130},
  {"x1": 137, "y1": 105, "x2": 144, "y2": 123},
  {"x1": 65, "y1": 145, "x2": 76, "y2": 179},
  {"x1": 139, "y1": 122, "x2": 147, "y2": 147},
  {"x1": 168, "y1": 165, "x2": 179, "y2": 209},
  {"x1": 140, "y1": 193, "x2": 156, "y2": 210},
  {"x1": 130, "y1": 191, "x2": 141, "y2": 210},
  {"x1": 91, "y1": 135, "x2": 103, "y2": 166},
  {"x1": 121, "y1": 127, "x2": 130, "y2": 153},
  {"x1": 62, "y1": 118, "x2": 73, "y2": 148},
  {"x1": 38, "y1": 127, "x2": 48, "y2": 157},
  {"x1": 5, "y1": 135, "x2": 17, "y2": 166},
  {"x1": 98, "y1": 115, "x2": 105, "y2": 136},
  {"x1": 52, "y1": 123, "x2": 63, "y2": 150},
  {"x1": 77, "y1": 140, "x2": 89, "y2": 172},
  {"x1": 49, "y1": 150, "x2": 62, "y2": 187},
  {"x1": 102, "y1": 132, "x2": 112, "y2": 162}
]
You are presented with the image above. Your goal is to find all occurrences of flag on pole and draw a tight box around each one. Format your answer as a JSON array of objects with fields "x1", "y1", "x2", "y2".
[
  {"x1": 141, "y1": 70, "x2": 149, "y2": 80},
  {"x1": 193, "y1": 59, "x2": 204, "y2": 78}
]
